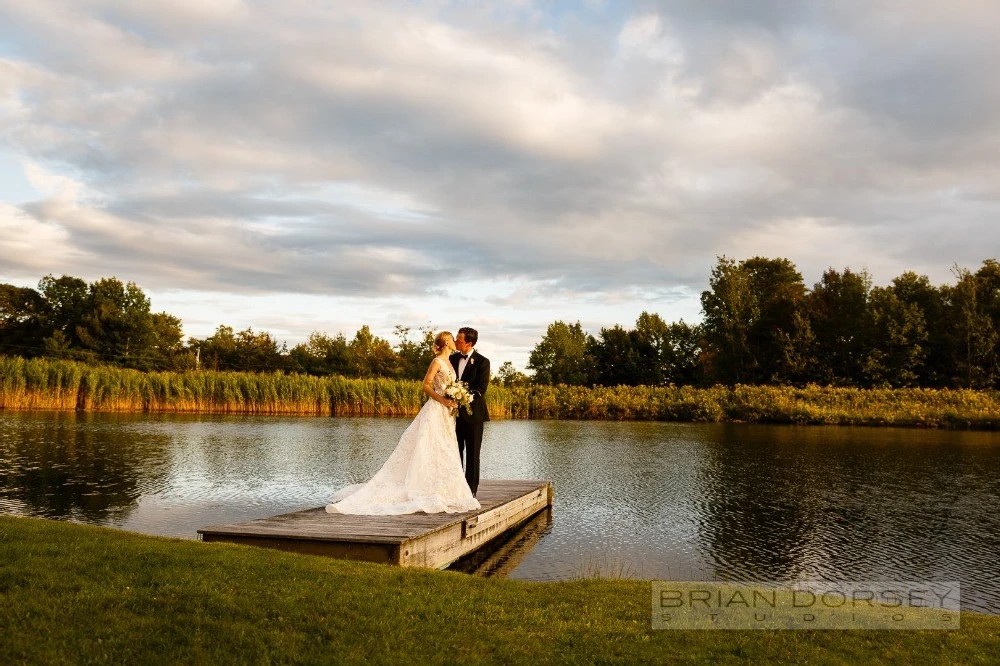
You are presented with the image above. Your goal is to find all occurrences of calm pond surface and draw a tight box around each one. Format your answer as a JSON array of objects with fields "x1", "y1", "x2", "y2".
[{"x1": 2, "y1": 411, "x2": 999, "y2": 614}]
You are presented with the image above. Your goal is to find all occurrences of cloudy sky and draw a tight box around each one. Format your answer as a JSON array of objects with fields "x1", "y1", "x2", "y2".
[{"x1": 2, "y1": 1, "x2": 999, "y2": 369}]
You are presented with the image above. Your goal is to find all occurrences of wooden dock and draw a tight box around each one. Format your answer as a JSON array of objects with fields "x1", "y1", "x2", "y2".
[
  {"x1": 198, "y1": 479, "x2": 553, "y2": 570},
  {"x1": 448, "y1": 506, "x2": 552, "y2": 576}
]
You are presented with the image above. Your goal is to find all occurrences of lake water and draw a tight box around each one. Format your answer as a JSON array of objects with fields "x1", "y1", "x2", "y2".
[{"x1": 2, "y1": 411, "x2": 999, "y2": 614}]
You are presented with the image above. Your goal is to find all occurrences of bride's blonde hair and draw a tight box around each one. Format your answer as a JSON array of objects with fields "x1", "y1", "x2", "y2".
[{"x1": 433, "y1": 331, "x2": 454, "y2": 354}]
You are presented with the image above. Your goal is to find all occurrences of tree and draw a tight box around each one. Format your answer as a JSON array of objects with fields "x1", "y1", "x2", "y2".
[
  {"x1": 701, "y1": 256, "x2": 808, "y2": 384},
  {"x1": 743, "y1": 257, "x2": 809, "y2": 384},
  {"x1": 974, "y1": 259, "x2": 1000, "y2": 387},
  {"x1": 862, "y1": 286, "x2": 927, "y2": 387},
  {"x1": 37, "y1": 274, "x2": 89, "y2": 350},
  {"x1": 631, "y1": 312, "x2": 669, "y2": 386},
  {"x1": 700, "y1": 256, "x2": 756, "y2": 384},
  {"x1": 890, "y1": 271, "x2": 948, "y2": 386},
  {"x1": 944, "y1": 263, "x2": 999, "y2": 388},
  {"x1": 805, "y1": 267, "x2": 872, "y2": 385},
  {"x1": 288, "y1": 332, "x2": 350, "y2": 376},
  {"x1": 589, "y1": 325, "x2": 642, "y2": 386},
  {"x1": 74, "y1": 277, "x2": 157, "y2": 367},
  {"x1": 496, "y1": 361, "x2": 529, "y2": 387},
  {"x1": 662, "y1": 320, "x2": 704, "y2": 386},
  {"x1": 141, "y1": 312, "x2": 189, "y2": 371},
  {"x1": 627, "y1": 313, "x2": 705, "y2": 386},
  {"x1": 234, "y1": 327, "x2": 286, "y2": 372},
  {"x1": 527, "y1": 321, "x2": 594, "y2": 385},
  {"x1": 773, "y1": 308, "x2": 816, "y2": 385},
  {"x1": 0, "y1": 284, "x2": 48, "y2": 356},
  {"x1": 192, "y1": 325, "x2": 286, "y2": 372},
  {"x1": 394, "y1": 325, "x2": 435, "y2": 380},
  {"x1": 348, "y1": 326, "x2": 398, "y2": 378},
  {"x1": 4, "y1": 274, "x2": 185, "y2": 370},
  {"x1": 192, "y1": 325, "x2": 238, "y2": 370}
]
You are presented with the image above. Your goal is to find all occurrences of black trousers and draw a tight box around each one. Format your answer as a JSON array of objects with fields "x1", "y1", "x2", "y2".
[{"x1": 456, "y1": 418, "x2": 484, "y2": 495}]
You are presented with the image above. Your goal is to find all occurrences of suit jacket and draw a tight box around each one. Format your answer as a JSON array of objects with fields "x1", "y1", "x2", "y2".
[{"x1": 451, "y1": 350, "x2": 491, "y2": 423}]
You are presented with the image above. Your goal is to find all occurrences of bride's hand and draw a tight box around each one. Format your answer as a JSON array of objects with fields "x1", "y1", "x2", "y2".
[{"x1": 443, "y1": 398, "x2": 457, "y2": 409}]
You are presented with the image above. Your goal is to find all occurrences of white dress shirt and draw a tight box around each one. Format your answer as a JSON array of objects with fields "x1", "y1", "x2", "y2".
[{"x1": 457, "y1": 348, "x2": 474, "y2": 379}]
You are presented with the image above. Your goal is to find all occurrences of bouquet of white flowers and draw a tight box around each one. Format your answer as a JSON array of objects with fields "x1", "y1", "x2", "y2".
[{"x1": 444, "y1": 379, "x2": 474, "y2": 417}]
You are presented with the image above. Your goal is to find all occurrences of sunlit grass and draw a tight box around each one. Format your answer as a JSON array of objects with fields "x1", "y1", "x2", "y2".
[
  {"x1": 569, "y1": 553, "x2": 647, "y2": 580},
  {"x1": 3, "y1": 516, "x2": 999, "y2": 665}
]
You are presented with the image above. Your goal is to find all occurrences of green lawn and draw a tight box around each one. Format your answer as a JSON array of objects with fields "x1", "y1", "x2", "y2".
[{"x1": 2, "y1": 516, "x2": 998, "y2": 665}]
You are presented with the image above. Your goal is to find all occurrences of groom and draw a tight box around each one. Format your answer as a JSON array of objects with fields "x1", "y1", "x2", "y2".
[{"x1": 451, "y1": 327, "x2": 490, "y2": 497}]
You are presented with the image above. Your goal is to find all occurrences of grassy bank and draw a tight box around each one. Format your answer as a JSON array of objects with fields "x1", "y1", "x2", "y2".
[
  {"x1": 3, "y1": 356, "x2": 1000, "y2": 428},
  {"x1": 2, "y1": 516, "x2": 997, "y2": 665}
]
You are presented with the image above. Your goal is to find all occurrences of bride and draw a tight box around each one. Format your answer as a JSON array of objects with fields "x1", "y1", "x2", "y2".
[{"x1": 326, "y1": 331, "x2": 482, "y2": 515}]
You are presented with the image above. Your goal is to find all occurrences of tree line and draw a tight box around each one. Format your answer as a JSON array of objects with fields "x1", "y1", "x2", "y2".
[
  {"x1": 0, "y1": 274, "x2": 442, "y2": 380},
  {"x1": 2, "y1": 256, "x2": 998, "y2": 389},
  {"x1": 527, "y1": 256, "x2": 1000, "y2": 389}
]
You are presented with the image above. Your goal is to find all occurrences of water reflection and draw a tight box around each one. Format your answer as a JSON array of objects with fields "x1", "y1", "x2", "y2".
[
  {"x1": 449, "y1": 508, "x2": 553, "y2": 577},
  {"x1": 692, "y1": 424, "x2": 1000, "y2": 611},
  {"x1": 0, "y1": 411, "x2": 171, "y2": 522},
  {"x1": 497, "y1": 421, "x2": 716, "y2": 583},
  {"x1": 1, "y1": 412, "x2": 999, "y2": 614}
]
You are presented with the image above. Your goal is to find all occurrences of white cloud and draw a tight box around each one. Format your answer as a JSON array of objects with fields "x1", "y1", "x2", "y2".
[
  {"x1": 0, "y1": 200, "x2": 77, "y2": 270},
  {"x1": 3, "y1": 2, "x2": 209, "y2": 84}
]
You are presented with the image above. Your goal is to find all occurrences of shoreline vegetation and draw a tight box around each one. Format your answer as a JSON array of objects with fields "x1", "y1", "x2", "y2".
[
  {"x1": 2, "y1": 356, "x2": 1000, "y2": 429},
  {"x1": 2, "y1": 515, "x2": 999, "y2": 665}
]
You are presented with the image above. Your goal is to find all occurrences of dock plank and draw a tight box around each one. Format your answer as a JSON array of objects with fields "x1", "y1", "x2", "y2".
[{"x1": 198, "y1": 479, "x2": 553, "y2": 568}]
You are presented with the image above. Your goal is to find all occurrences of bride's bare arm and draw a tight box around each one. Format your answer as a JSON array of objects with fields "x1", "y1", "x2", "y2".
[{"x1": 422, "y1": 359, "x2": 456, "y2": 407}]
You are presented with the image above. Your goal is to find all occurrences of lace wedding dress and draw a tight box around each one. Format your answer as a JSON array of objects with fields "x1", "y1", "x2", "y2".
[{"x1": 326, "y1": 359, "x2": 481, "y2": 515}]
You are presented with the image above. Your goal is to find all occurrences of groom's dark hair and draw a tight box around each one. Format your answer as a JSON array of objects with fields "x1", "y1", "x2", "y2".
[{"x1": 458, "y1": 327, "x2": 478, "y2": 346}]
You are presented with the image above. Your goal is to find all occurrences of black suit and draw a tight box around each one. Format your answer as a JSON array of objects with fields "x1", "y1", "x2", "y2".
[{"x1": 451, "y1": 350, "x2": 490, "y2": 495}]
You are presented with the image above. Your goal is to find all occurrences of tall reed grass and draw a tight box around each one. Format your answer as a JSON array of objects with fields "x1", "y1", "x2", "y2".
[{"x1": 2, "y1": 356, "x2": 999, "y2": 428}]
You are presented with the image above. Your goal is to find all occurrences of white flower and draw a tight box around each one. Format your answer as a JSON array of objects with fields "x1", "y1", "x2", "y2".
[{"x1": 443, "y1": 379, "x2": 474, "y2": 415}]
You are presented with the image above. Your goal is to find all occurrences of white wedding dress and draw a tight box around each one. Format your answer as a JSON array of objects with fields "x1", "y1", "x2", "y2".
[{"x1": 326, "y1": 359, "x2": 481, "y2": 515}]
